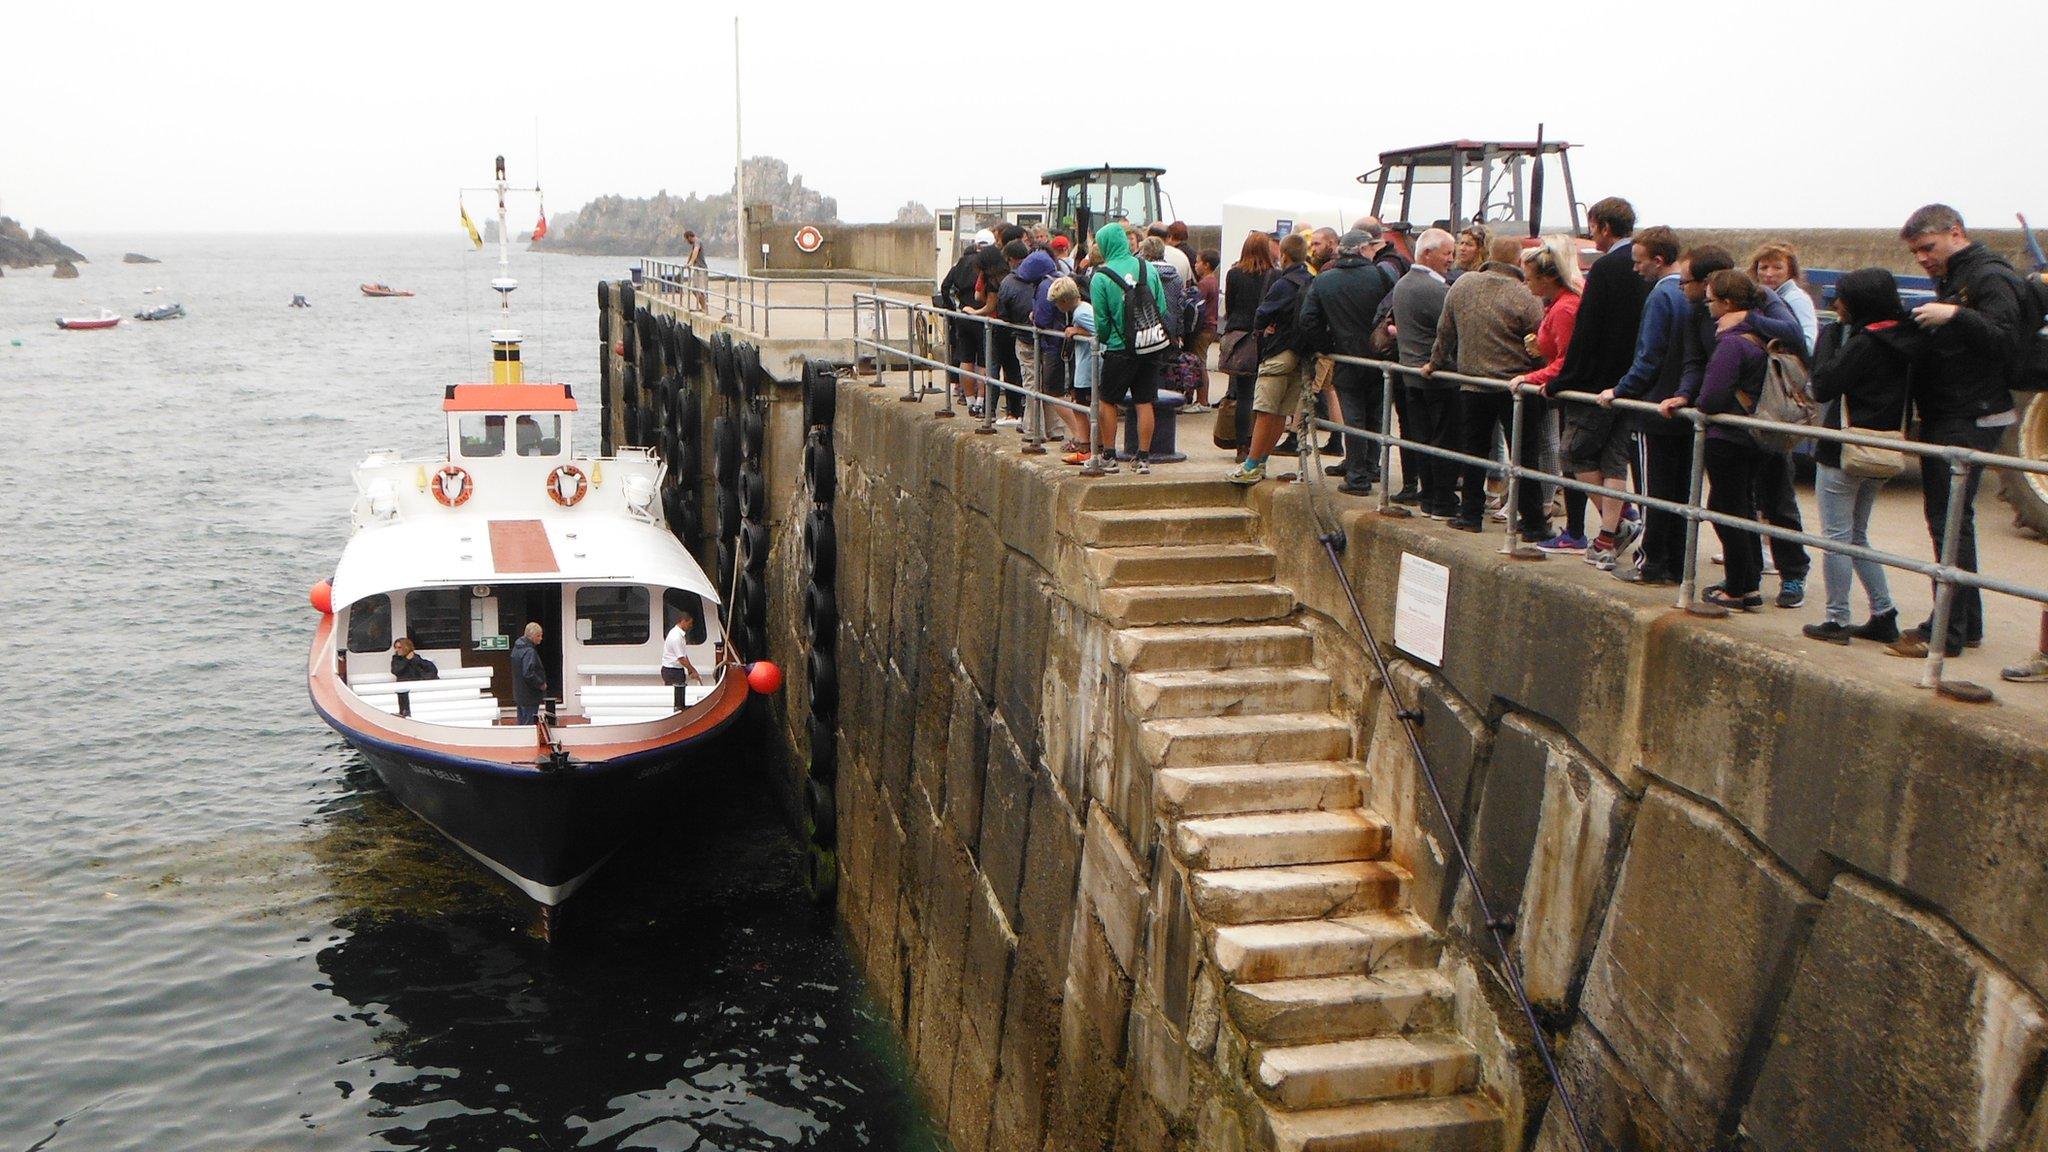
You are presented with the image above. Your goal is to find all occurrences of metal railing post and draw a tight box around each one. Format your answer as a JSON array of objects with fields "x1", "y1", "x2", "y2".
[
  {"x1": 978, "y1": 321, "x2": 998, "y2": 434},
  {"x1": 1080, "y1": 344, "x2": 1105, "y2": 477},
  {"x1": 822, "y1": 281, "x2": 831, "y2": 339},
  {"x1": 1023, "y1": 337, "x2": 1047, "y2": 454},
  {"x1": 1921, "y1": 453, "x2": 1971, "y2": 687},
  {"x1": 1502, "y1": 388, "x2": 1525, "y2": 556},
  {"x1": 1377, "y1": 365, "x2": 1396, "y2": 514},
  {"x1": 1678, "y1": 410, "x2": 1710, "y2": 611}
]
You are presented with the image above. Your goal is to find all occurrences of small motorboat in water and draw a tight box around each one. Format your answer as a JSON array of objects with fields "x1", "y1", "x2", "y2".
[
  {"x1": 309, "y1": 158, "x2": 769, "y2": 910},
  {"x1": 135, "y1": 303, "x2": 186, "y2": 321},
  {"x1": 56, "y1": 309, "x2": 121, "y2": 330},
  {"x1": 289, "y1": 294, "x2": 312, "y2": 308},
  {"x1": 361, "y1": 283, "x2": 415, "y2": 297}
]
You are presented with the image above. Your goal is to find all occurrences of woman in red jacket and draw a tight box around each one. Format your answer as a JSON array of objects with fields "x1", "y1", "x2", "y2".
[{"x1": 1512, "y1": 235, "x2": 1585, "y2": 551}]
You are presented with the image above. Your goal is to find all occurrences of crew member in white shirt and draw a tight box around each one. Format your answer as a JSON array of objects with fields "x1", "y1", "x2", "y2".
[{"x1": 661, "y1": 611, "x2": 699, "y2": 689}]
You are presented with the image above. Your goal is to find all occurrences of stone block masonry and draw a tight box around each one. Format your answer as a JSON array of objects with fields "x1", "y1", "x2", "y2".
[{"x1": 603, "y1": 285, "x2": 2048, "y2": 1151}]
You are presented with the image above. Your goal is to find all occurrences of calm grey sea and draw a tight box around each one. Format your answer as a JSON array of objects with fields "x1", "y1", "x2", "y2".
[{"x1": 0, "y1": 235, "x2": 939, "y2": 1151}]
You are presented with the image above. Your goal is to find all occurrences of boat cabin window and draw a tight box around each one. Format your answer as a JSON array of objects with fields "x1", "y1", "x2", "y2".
[
  {"x1": 515, "y1": 415, "x2": 563, "y2": 457},
  {"x1": 404, "y1": 588, "x2": 464, "y2": 649},
  {"x1": 459, "y1": 414, "x2": 506, "y2": 458},
  {"x1": 576, "y1": 586, "x2": 650, "y2": 645},
  {"x1": 664, "y1": 589, "x2": 707, "y2": 644},
  {"x1": 347, "y1": 594, "x2": 392, "y2": 652}
]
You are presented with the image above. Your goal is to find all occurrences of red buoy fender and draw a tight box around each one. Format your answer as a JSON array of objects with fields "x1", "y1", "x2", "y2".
[
  {"x1": 746, "y1": 661, "x2": 784, "y2": 695},
  {"x1": 310, "y1": 579, "x2": 334, "y2": 614}
]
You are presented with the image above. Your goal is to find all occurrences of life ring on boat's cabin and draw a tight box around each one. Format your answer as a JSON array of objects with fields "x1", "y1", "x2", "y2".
[
  {"x1": 547, "y1": 464, "x2": 589, "y2": 506},
  {"x1": 432, "y1": 465, "x2": 474, "y2": 507}
]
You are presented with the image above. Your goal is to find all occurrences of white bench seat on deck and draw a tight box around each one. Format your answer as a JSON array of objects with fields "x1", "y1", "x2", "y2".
[
  {"x1": 350, "y1": 666, "x2": 493, "y2": 688},
  {"x1": 579, "y1": 685, "x2": 711, "y2": 707},
  {"x1": 575, "y1": 663, "x2": 663, "y2": 685},
  {"x1": 583, "y1": 707, "x2": 678, "y2": 725}
]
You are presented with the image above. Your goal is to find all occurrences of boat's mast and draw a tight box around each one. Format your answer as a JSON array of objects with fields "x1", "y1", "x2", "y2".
[{"x1": 490, "y1": 155, "x2": 523, "y2": 384}]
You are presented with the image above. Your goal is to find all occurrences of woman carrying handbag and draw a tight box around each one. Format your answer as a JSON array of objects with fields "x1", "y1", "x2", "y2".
[
  {"x1": 1218, "y1": 232, "x2": 1276, "y2": 456},
  {"x1": 1801, "y1": 268, "x2": 1924, "y2": 645}
]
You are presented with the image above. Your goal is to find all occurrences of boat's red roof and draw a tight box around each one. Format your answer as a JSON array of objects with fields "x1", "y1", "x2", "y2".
[{"x1": 442, "y1": 383, "x2": 578, "y2": 412}]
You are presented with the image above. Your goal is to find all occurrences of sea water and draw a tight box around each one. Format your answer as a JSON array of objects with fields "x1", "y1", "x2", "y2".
[{"x1": 0, "y1": 235, "x2": 943, "y2": 1151}]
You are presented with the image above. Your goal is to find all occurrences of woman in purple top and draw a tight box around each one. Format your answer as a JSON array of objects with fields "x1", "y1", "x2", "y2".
[{"x1": 1690, "y1": 270, "x2": 1773, "y2": 610}]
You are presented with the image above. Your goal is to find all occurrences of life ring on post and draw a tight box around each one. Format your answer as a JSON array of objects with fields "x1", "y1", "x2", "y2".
[
  {"x1": 547, "y1": 464, "x2": 590, "y2": 506},
  {"x1": 432, "y1": 464, "x2": 474, "y2": 507}
]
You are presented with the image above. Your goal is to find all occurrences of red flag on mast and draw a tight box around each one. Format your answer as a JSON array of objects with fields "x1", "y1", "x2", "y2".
[{"x1": 532, "y1": 213, "x2": 549, "y2": 241}]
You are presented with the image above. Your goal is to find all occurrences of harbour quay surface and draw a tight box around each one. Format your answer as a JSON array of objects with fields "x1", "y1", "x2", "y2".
[{"x1": 611, "y1": 281, "x2": 2048, "y2": 1152}]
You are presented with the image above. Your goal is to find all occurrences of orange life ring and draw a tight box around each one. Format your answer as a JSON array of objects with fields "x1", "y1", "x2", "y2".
[
  {"x1": 547, "y1": 464, "x2": 589, "y2": 506},
  {"x1": 433, "y1": 464, "x2": 473, "y2": 507}
]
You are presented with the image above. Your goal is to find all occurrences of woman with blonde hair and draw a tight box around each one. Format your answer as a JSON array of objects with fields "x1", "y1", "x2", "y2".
[
  {"x1": 1451, "y1": 223, "x2": 1493, "y2": 282},
  {"x1": 1512, "y1": 235, "x2": 1585, "y2": 540},
  {"x1": 1747, "y1": 240, "x2": 1817, "y2": 353}
]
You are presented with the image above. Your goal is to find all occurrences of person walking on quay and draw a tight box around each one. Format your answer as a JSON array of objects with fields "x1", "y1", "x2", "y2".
[
  {"x1": 1385, "y1": 228, "x2": 1458, "y2": 515},
  {"x1": 1226, "y1": 232, "x2": 1316, "y2": 485},
  {"x1": 1680, "y1": 271, "x2": 1775, "y2": 611},
  {"x1": 1548, "y1": 197, "x2": 1652, "y2": 558},
  {"x1": 1049, "y1": 276, "x2": 1100, "y2": 463},
  {"x1": 1509, "y1": 235, "x2": 1585, "y2": 527},
  {"x1": 1426, "y1": 236, "x2": 1546, "y2": 534},
  {"x1": 1088, "y1": 222, "x2": 1172, "y2": 475},
  {"x1": 2005, "y1": 613, "x2": 2048, "y2": 683},
  {"x1": 1887, "y1": 204, "x2": 2029, "y2": 659},
  {"x1": 684, "y1": 230, "x2": 708, "y2": 312},
  {"x1": 1003, "y1": 244, "x2": 1060, "y2": 437},
  {"x1": 1596, "y1": 225, "x2": 1689, "y2": 579},
  {"x1": 1221, "y1": 232, "x2": 1277, "y2": 459},
  {"x1": 1296, "y1": 229, "x2": 1399, "y2": 496},
  {"x1": 1800, "y1": 267, "x2": 1919, "y2": 645}
]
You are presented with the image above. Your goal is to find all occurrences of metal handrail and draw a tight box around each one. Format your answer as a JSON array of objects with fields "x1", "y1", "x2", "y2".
[
  {"x1": 852, "y1": 292, "x2": 1111, "y2": 473},
  {"x1": 1308, "y1": 351, "x2": 2048, "y2": 691},
  {"x1": 639, "y1": 258, "x2": 928, "y2": 338}
]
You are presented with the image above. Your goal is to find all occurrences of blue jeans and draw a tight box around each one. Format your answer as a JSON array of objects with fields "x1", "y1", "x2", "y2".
[
  {"x1": 1815, "y1": 463, "x2": 1894, "y2": 625},
  {"x1": 517, "y1": 703, "x2": 540, "y2": 724}
]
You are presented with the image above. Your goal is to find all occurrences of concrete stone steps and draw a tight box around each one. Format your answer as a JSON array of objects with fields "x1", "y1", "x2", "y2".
[
  {"x1": 1076, "y1": 475, "x2": 1252, "y2": 511},
  {"x1": 1175, "y1": 810, "x2": 1391, "y2": 870},
  {"x1": 1157, "y1": 761, "x2": 1366, "y2": 818},
  {"x1": 1072, "y1": 505, "x2": 1261, "y2": 547},
  {"x1": 1086, "y1": 542, "x2": 1278, "y2": 587},
  {"x1": 1130, "y1": 665, "x2": 1332, "y2": 719},
  {"x1": 1256, "y1": 1034, "x2": 1481, "y2": 1110},
  {"x1": 1114, "y1": 623, "x2": 1314, "y2": 673},
  {"x1": 1098, "y1": 582, "x2": 1295, "y2": 628},
  {"x1": 1142, "y1": 713, "x2": 1352, "y2": 769},
  {"x1": 1212, "y1": 911, "x2": 1440, "y2": 983},
  {"x1": 1190, "y1": 860, "x2": 1410, "y2": 924},
  {"x1": 1259, "y1": 1094, "x2": 1504, "y2": 1152},
  {"x1": 1228, "y1": 970, "x2": 1457, "y2": 1046}
]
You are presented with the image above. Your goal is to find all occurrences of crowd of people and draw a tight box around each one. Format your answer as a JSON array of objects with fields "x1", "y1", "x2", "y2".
[{"x1": 932, "y1": 200, "x2": 2048, "y2": 685}]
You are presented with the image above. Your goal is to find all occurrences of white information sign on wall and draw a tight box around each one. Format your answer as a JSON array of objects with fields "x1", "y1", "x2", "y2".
[{"x1": 1394, "y1": 552, "x2": 1450, "y2": 666}]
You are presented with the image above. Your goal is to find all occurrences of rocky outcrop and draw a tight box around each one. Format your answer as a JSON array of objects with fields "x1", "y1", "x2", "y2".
[
  {"x1": 122, "y1": 252, "x2": 161, "y2": 264},
  {"x1": 534, "y1": 155, "x2": 838, "y2": 257},
  {"x1": 52, "y1": 260, "x2": 79, "y2": 279},
  {"x1": 0, "y1": 217, "x2": 85, "y2": 268}
]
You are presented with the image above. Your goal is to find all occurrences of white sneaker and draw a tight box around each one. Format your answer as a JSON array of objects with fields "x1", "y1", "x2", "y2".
[
  {"x1": 1762, "y1": 554, "x2": 1778, "y2": 576},
  {"x1": 994, "y1": 417, "x2": 1021, "y2": 429}
]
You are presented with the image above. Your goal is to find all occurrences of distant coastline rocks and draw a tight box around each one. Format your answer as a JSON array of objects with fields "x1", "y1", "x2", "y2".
[
  {"x1": 531, "y1": 154, "x2": 838, "y2": 257},
  {"x1": 0, "y1": 216, "x2": 86, "y2": 269},
  {"x1": 122, "y1": 252, "x2": 161, "y2": 264},
  {"x1": 52, "y1": 260, "x2": 80, "y2": 279}
]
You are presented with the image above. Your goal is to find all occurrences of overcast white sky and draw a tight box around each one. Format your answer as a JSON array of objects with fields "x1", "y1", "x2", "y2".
[{"x1": 6, "y1": 0, "x2": 2045, "y2": 235}]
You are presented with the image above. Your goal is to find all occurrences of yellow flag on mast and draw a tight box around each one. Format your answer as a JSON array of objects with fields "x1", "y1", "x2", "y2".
[{"x1": 460, "y1": 201, "x2": 483, "y2": 249}]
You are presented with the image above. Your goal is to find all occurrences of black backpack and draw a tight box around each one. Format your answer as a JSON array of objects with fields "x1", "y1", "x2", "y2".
[
  {"x1": 2006, "y1": 266, "x2": 2048, "y2": 392},
  {"x1": 1102, "y1": 265, "x2": 1171, "y2": 355}
]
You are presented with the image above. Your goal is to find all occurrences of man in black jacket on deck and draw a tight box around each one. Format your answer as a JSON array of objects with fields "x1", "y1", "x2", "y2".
[
  {"x1": 1298, "y1": 230, "x2": 1399, "y2": 495},
  {"x1": 511, "y1": 622, "x2": 551, "y2": 724},
  {"x1": 1888, "y1": 204, "x2": 2028, "y2": 659},
  {"x1": 1543, "y1": 197, "x2": 1650, "y2": 554}
]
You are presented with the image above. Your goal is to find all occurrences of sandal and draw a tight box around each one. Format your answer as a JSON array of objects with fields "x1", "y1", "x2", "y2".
[{"x1": 1062, "y1": 451, "x2": 1090, "y2": 465}]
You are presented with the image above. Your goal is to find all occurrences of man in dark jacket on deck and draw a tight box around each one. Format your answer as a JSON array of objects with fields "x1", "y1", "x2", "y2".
[
  {"x1": 1888, "y1": 203, "x2": 2028, "y2": 659},
  {"x1": 511, "y1": 623, "x2": 550, "y2": 724}
]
